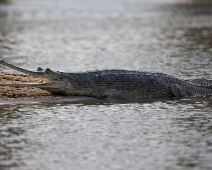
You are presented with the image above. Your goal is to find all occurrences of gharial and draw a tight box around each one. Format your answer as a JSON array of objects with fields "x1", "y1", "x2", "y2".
[{"x1": 0, "y1": 60, "x2": 212, "y2": 100}]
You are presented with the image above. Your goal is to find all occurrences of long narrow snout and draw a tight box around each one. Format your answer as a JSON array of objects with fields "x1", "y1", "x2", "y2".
[
  {"x1": 0, "y1": 61, "x2": 69, "y2": 95},
  {"x1": 0, "y1": 60, "x2": 46, "y2": 78},
  {"x1": 0, "y1": 82, "x2": 65, "y2": 89}
]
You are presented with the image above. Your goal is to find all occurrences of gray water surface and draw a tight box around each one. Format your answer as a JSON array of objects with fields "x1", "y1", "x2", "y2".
[{"x1": 1, "y1": 0, "x2": 212, "y2": 169}]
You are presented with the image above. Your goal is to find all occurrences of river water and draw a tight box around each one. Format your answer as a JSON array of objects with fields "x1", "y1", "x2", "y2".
[{"x1": 0, "y1": 0, "x2": 212, "y2": 169}]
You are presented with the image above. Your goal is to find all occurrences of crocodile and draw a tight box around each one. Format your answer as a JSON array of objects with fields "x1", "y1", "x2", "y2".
[{"x1": 0, "y1": 60, "x2": 212, "y2": 100}]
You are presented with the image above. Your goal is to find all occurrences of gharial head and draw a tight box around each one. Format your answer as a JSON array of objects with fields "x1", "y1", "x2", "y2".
[{"x1": 0, "y1": 60, "x2": 71, "y2": 95}]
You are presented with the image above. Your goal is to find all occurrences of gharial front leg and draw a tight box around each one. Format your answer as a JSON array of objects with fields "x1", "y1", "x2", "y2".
[{"x1": 171, "y1": 84, "x2": 188, "y2": 97}]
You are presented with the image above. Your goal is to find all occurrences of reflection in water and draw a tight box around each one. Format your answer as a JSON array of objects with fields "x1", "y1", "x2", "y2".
[
  {"x1": 172, "y1": 101, "x2": 212, "y2": 169},
  {"x1": 0, "y1": 104, "x2": 66, "y2": 168},
  {"x1": 1, "y1": 99, "x2": 212, "y2": 169},
  {"x1": 0, "y1": 106, "x2": 26, "y2": 168}
]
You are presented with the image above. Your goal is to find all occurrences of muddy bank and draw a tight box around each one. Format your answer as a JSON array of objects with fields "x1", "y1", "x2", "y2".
[{"x1": 0, "y1": 72, "x2": 54, "y2": 100}]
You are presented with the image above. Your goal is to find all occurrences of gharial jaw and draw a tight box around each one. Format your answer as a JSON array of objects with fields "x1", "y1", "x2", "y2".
[{"x1": 0, "y1": 60, "x2": 70, "y2": 95}]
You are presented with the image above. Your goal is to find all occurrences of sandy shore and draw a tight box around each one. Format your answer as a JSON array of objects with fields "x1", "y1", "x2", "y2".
[{"x1": 0, "y1": 72, "x2": 54, "y2": 100}]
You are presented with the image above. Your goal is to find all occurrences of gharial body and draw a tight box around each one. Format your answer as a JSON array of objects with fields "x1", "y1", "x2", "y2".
[{"x1": 0, "y1": 60, "x2": 212, "y2": 100}]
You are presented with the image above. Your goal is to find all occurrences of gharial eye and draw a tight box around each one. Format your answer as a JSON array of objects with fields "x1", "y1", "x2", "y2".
[
  {"x1": 37, "y1": 67, "x2": 44, "y2": 72},
  {"x1": 45, "y1": 68, "x2": 52, "y2": 73}
]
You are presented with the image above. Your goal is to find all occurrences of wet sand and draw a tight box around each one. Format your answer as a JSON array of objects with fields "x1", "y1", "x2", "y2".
[
  {"x1": 0, "y1": 72, "x2": 53, "y2": 100},
  {"x1": 0, "y1": 72, "x2": 95, "y2": 103}
]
